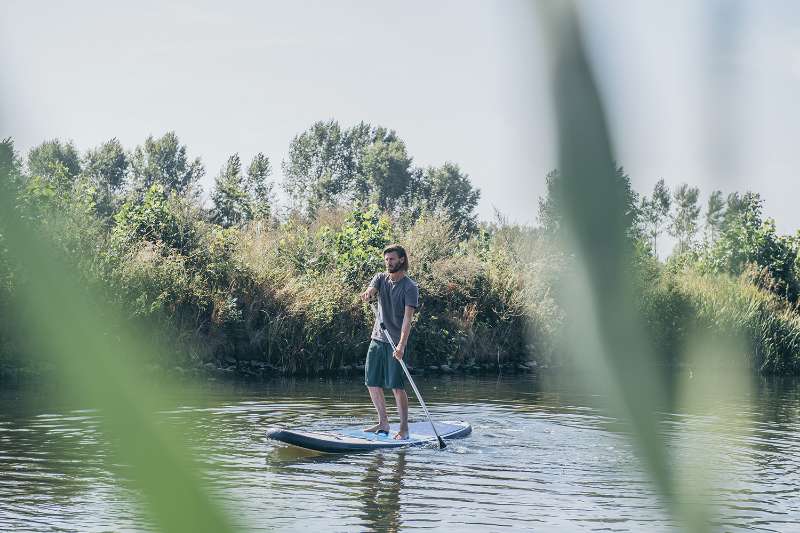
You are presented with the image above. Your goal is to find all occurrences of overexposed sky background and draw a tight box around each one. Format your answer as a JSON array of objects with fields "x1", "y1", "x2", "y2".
[{"x1": 1, "y1": 0, "x2": 798, "y2": 236}]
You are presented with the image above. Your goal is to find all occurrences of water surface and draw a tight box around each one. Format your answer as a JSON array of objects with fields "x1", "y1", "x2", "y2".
[{"x1": 1, "y1": 372, "x2": 799, "y2": 531}]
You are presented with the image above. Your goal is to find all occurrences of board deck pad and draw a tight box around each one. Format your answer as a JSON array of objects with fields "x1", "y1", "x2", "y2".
[{"x1": 267, "y1": 420, "x2": 471, "y2": 453}]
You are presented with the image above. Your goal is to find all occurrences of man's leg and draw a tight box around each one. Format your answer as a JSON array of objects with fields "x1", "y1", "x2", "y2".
[
  {"x1": 391, "y1": 388, "x2": 409, "y2": 439},
  {"x1": 364, "y1": 340, "x2": 390, "y2": 433},
  {"x1": 364, "y1": 386, "x2": 390, "y2": 433}
]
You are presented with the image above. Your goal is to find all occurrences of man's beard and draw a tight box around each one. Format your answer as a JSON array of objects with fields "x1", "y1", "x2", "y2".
[{"x1": 387, "y1": 263, "x2": 403, "y2": 273}]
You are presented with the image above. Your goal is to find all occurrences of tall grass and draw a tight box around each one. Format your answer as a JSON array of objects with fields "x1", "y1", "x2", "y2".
[{"x1": 644, "y1": 265, "x2": 800, "y2": 374}]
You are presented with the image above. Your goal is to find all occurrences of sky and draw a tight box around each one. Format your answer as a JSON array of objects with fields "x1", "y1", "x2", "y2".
[{"x1": 1, "y1": 1, "x2": 799, "y2": 239}]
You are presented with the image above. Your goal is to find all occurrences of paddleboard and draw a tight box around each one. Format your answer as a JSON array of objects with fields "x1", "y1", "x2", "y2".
[{"x1": 267, "y1": 420, "x2": 471, "y2": 453}]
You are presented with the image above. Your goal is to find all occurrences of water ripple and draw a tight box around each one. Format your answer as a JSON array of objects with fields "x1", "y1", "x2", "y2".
[{"x1": 1, "y1": 374, "x2": 799, "y2": 531}]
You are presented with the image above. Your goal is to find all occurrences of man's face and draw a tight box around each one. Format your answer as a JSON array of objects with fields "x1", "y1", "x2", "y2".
[{"x1": 384, "y1": 252, "x2": 404, "y2": 273}]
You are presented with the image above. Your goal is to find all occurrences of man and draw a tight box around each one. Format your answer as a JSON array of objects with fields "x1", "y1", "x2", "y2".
[{"x1": 359, "y1": 244, "x2": 419, "y2": 440}]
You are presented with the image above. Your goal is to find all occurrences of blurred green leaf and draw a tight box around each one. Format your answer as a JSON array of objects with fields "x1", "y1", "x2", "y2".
[{"x1": 0, "y1": 154, "x2": 238, "y2": 532}]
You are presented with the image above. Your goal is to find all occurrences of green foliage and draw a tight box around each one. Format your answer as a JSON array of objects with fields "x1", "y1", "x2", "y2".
[
  {"x1": 211, "y1": 154, "x2": 249, "y2": 228},
  {"x1": 10, "y1": 146, "x2": 105, "y2": 286},
  {"x1": 281, "y1": 120, "x2": 349, "y2": 213},
  {"x1": 669, "y1": 183, "x2": 701, "y2": 255},
  {"x1": 82, "y1": 138, "x2": 128, "y2": 220},
  {"x1": 640, "y1": 178, "x2": 671, "y2": 256},
  {"x1": 112, "y1": 242, "x2": 194, "y2": 319},
  {"x1": 642, "y1": 266, "x2": 800, "y2": 373},
  {"x1": 5, "y1": 128, "x2": 800, "y2": 383},
  {"x1": 130, "y1": 132, "x2": 204, "y2": 199},
  {"x1": 274, "y1": 205, "x2": 393, "y2": 286},
  {"x1": 27, "y1": 139, "x2": 82, "y2": 187},
  {"x1": 211, "y1": 153, "x2": 274, "y2": 227},
  {"x1": 0, "y1": 149, "x2": 238, "y2": 532},
  {"x1": 538, "y1": 165, "x2": 640, "y2": 240},
  {"x1": 0, "y1": 138, "x2": 21, "y2": 295},
  {"x1": 698, "y1": 192, "x2": 799, "y2": 302},
  {"x1": 282, "y1": 120, "x2": 414, "y2": 215},
  {"x1": 400, "y1": 163, "x2": 481, "y2": 236},
  {"x1": 321, "y1": 205, "x2": 394, "y2": 285},
  {"x1": 721, "y1": 192, "x2": 750, "y2": 231},
  {"x1": 704, "y1": 190, "x2": 724, "y2": 243},
  {"x1": 113, "y1": 184, "x2": 199, "y2": 255},
  {"x1": 537, "y1": 170, "x2": 563, "y2": 234},
  {"x1": 355, "y1": 128, "x2": 412, "y2": 211},
  {"x1": 246, "y1": 152, "x2": 274, "y2": 220},
  {"x1": 281, "y1": 121, "x2": 480, "y2": 233},
  {"x1": 0, "y1": 137, "x2": 21, "y2": 185}
]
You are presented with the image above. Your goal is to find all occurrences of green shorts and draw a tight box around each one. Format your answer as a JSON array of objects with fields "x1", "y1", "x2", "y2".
[{"x1": 365, "y1": 340, "x2": 406, "y2": 389}]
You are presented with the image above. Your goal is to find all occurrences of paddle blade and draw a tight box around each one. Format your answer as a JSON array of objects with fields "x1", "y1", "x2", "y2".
[{"x1": 438, "y1": 436, "x2": 447, "y2": 449}]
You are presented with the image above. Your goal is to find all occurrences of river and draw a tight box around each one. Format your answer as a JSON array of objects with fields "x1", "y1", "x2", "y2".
[{"x1": 1, "y1": 372, "x2": 798, "y2": 531}]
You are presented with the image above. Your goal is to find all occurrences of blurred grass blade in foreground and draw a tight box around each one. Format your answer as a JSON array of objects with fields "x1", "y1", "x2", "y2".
[
  {"x1": 538, "y1": 3, "x2": 750, "y2": 530},
  {"x1": 0, "y1": 147, "x2": 237, "y2": 533}
]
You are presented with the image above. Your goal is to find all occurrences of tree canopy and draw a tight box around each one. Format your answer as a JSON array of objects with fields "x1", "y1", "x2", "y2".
[
  {"x1": 282, "y1": 120, "x2": 479, "y2": 234},
  {"x1": 538, "y1": 165, "x2": 640, "y2": 240},
  {"x1": 27, "y1": 139, "x2": 82, "y2": 189},
  {"x1": 211, "y1": 153, "x2": 274, "y2": 228},
  {"x1": 282, "y1": 120, "x2": 414, "y2": 215},
  {"x1": 130, "y1": 132, "x2": 204, "y2": 199}
]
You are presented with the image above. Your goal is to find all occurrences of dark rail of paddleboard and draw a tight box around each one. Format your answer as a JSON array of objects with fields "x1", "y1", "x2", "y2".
[{"x1": 267, "y1": 420, "x2": 471, "y2": 453}]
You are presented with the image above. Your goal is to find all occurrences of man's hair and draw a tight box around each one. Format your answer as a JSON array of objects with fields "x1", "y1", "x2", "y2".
[{"x1": 383, "y1": 244, "x2": 409, "y2": 271}]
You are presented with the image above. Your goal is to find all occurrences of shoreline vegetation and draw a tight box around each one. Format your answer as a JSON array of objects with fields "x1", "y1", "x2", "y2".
[{"x1": 1, "y1": 124, "x2": 799, "y2": 380}]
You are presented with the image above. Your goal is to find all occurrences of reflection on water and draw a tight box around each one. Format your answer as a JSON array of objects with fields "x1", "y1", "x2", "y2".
[
  {"x1": 360, "y1": 451, "x2": 405, "y2": 532},
  {"x1": 1, "y1": 373, "x2": 799, "y2": 531}
]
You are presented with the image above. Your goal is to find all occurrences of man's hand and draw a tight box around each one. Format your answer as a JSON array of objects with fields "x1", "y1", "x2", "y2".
[
  {"x1": 360, "y1": 287, "x2": 377, "y2": 302},
  {"x1": 393, "y1": 344, "x2": 405, "y2": 361}
]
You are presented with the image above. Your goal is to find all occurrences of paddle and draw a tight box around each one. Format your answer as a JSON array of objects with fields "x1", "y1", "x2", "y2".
[{"x1": 369, "y1": 302, "x2": 447, "y2": 449}]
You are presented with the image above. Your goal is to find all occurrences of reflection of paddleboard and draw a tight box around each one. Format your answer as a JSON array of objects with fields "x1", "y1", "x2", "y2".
[{"x1": 267, "y1": 420, "x2": 471, "y2": 453}]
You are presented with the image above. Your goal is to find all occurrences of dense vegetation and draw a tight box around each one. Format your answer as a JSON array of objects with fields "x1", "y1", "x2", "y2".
[{"x1": 1, "y1": 122, "x2": 798, "y2": 378}]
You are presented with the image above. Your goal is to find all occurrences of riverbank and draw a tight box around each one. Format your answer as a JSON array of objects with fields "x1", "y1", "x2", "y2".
[
  {"x1": 0, "y1": 353, "x2": 543, "y2": 383},
  {"x1": 2, "y1": 162, "x2": 799, "y2": 378}
]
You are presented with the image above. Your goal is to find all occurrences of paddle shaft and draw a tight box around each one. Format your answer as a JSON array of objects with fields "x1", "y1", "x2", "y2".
[{"x1": 370, "y1": 302, "x2": 446, "y2": 449}]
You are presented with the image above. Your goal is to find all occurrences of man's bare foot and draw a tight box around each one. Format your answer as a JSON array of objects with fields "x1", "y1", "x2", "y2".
[
  {"x1": 363, "y1": 423, "x2": 389, "y2": 434},
  {"x1": 394, "y1": 427, "x2": 409, "y2": 440}
]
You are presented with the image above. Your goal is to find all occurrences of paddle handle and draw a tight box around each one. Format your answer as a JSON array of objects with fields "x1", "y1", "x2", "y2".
[{"x1": 370, "y1": 302, "x2": 446, "y2": 449}]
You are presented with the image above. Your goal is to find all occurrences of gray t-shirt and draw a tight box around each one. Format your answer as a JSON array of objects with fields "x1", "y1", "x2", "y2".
[{"x1": 369, "y1": 272, "x2": 419, "y2": 345}]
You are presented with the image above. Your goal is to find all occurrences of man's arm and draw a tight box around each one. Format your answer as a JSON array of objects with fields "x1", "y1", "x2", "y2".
[
  {"x1": 361, "y1": 273, "x2": 381, "y2": 301},
  {"x1": 393, "y1": 305, "x2": 416, "y2": 360}
]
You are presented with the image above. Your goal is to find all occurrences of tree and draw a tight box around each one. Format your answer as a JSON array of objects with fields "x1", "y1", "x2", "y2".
[
  {"x1": 352, "y1": 127, "x2": 412, "y2": 211},
  {"x1": 537, "y1": 170, "x2": 562, "y2": 234},
  {"x1": 722, "y1": 192, "x2": 749, "y2": 233},
  {"x1": 281, "y1": 121, "x2": 413, "y2": 216},
  {"x1": 399, "y1": 163, "x2": 481, "y2": 236},
  {"x1": 211, "y1": 154, "x2": 248, "y2": 228},
  {"x1": 340, "y1": 121, "x2": 374, "y2": 201},
  {"x1": 0, "y1": 138, "x2": 21, "y2": 186},
  {"x1": 1, "y1": 140, "x2": 21, "y2": 293},
  {"x1": 538, "y1": 165, "x2": 640, "y2": 239},
  {"x1": 84, "y1": 138, "x2": 128, "y2": 191},
  {"x1": 83, "y1": 138, "x2": 129, "y2": 219},
  {"x1": 704, "y1": 190, "x2": 724, "y2": 243},
  {"x1": 700, "y1": 192, "x2": 799, "y2": 302},
  {"x1": 130, "y1": 132, "x2": 204, "y2": 199},
  {"x1": 246, "y1": 153, "x2": 274, "y2": 220},
  {"x1": 27, "y1": 139, "x2": 82, "y2": 188},
  {"x1": 282, "y1": 120, "x2": 348, "y2": 214},
  {"x1": 640, "y1": 178, "x2": 671, "y2": 256},
  {"x1": 211, "y1": 153, "x2": 274, "y2": 228},
  {"x1": 669, "y1": 183, "x2": 700, "y2": 255}
]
